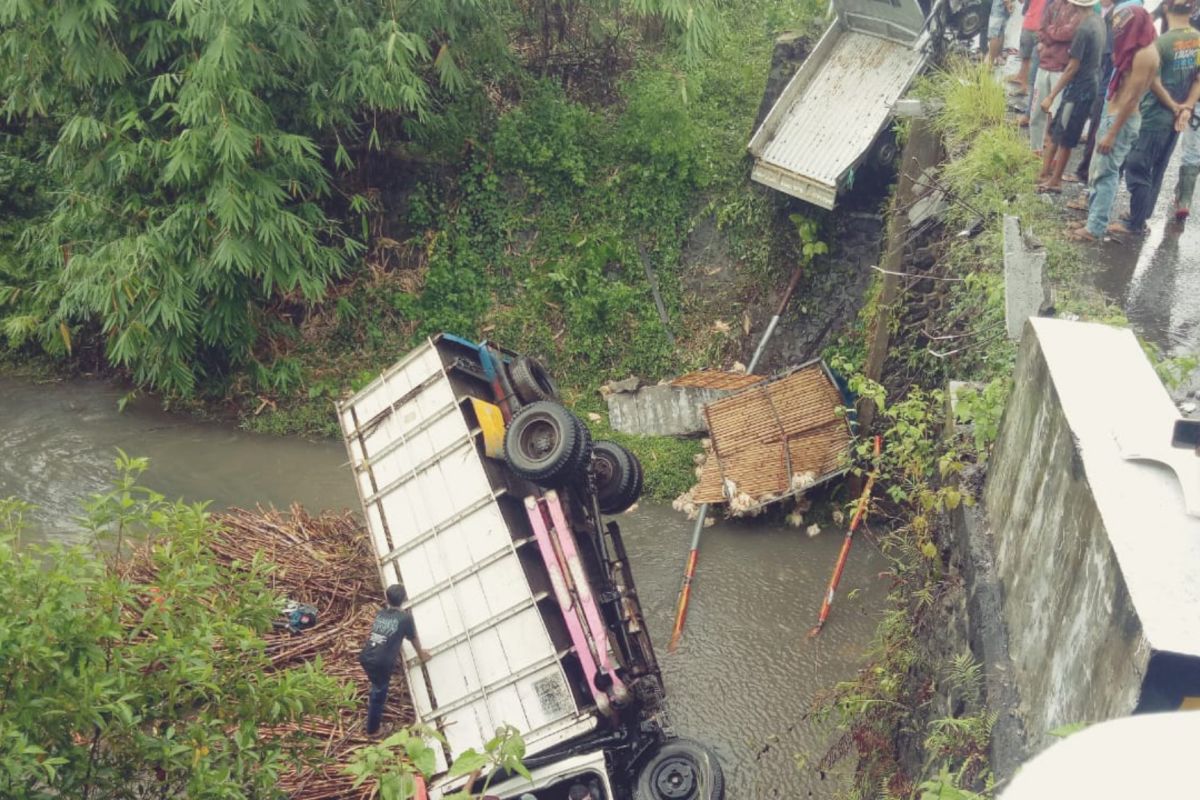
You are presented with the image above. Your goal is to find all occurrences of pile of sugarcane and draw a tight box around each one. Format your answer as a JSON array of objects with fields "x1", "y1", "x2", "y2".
[{"x1": 127, "y1": 505, "x2": 413, "y2": 800}]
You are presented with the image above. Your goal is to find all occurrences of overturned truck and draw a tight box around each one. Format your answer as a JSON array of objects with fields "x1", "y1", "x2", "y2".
[{"x1": 337, "y1": 334, "x2": 723, "y2": 800}]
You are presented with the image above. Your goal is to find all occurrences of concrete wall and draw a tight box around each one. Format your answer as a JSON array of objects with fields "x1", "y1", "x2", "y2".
[{"x1": 983, "y1": 318, "x2": 1200, "y2": 752}]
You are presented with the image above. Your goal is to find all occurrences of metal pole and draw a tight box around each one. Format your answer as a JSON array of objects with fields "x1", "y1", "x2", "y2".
[
  {"x1": 667, "y1": 265, "x2": 806, "y2": 652},
  {"x1": 808, "y1": 435, "x2": 882, "y2": 637}
]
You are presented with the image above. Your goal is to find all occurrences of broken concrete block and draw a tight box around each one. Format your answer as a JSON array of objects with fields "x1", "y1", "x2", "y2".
[
  {"x1": 1003, "y1": 215, "x2": 1049, "y2": 341},
  {"x1": 602, "y1": 376, "x2": 642, "y2": 395},
  {"x1": 605, "y1": 384, "x2": 730, "y2": 437}
]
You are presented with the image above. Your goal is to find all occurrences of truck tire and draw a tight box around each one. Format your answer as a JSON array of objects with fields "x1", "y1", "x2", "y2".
[
  {"x1": 635, "y1": 739, "x2": 725, "y2": 800},
  {"x1": 508, "y1": 355, "x2": 560, "y2": 405},
  {"x1": 504, "y1": 401, "x2": 589, "y2": 487},
  {"x1": 592, "y1": 441, "x2": 643, "y2": 515},
  {"x1": 950, "y1": 2, "x2": 986, "y2": 40}
]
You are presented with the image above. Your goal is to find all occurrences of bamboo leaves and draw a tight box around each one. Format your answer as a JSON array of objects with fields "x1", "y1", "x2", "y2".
[{"x1": 0, "y1": 0, "x2": 493, "y2": 394}]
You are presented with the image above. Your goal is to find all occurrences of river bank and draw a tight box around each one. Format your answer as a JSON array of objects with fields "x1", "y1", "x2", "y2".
[{"x1": 0, "y1": 373, "x2": 890, "y2": 798}]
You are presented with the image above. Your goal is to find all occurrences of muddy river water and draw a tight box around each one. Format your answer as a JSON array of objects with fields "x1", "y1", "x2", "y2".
[{"x1": 0, "y1": 376, "x2": 887, "y2": 798}]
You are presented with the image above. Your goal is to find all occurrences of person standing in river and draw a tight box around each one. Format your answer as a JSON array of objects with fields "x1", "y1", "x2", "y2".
[
  {"x1": 359, "y1": 583, "x2": 432, "y2": 735},
  {"x1": 1113, "y1": 0, "x2": 1200, "y2": 235}
]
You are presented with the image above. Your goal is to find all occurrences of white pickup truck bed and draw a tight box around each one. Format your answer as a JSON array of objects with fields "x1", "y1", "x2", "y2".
[{"x1": 748, "y1": 0, "x2": 930, "y2": 210}]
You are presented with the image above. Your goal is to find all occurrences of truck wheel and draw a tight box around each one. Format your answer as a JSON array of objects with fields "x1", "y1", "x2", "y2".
[
  {"x1": 950, "y1": 3, "x2": 986, "y2": 40},
  {"x1": 592, "y1": 441, "x2": 643, "y2": 515},
  {"x1": 504, "y1": 401, "x2": 589, "y2": 486},
  {"x1": 635, "y1": 739, "x2": 725, "y2": 800},
  {"x1": 508, "y1": 355, "x2": 559, "y2": 404}
]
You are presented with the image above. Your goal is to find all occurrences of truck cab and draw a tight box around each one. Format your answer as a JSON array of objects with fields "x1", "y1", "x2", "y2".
[{"x1": 337, "y1": 334, "x2": 723, "y2": 800}]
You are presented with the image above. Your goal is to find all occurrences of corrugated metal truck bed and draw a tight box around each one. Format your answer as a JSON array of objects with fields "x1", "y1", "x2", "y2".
[{"x1": 749, "y1": 28, "x2": 926, "y2": 209}]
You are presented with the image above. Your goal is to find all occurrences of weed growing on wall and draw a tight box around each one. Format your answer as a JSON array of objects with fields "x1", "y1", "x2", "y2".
[{"x1": 816, "y1": 57, "x2": 1147, "y2": 797}]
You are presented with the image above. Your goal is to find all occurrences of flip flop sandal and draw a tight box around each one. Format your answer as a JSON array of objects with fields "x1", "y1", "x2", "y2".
[
  {"x1": 1065, "y1": 197, "x2": 1089, "y2": 211},
  {"x1": 1037, "y1": 185, "x2": 1063, "y2": 194},
  {"x1": 1062, "y1": 174, "x2": 1081, "y2": 183}
]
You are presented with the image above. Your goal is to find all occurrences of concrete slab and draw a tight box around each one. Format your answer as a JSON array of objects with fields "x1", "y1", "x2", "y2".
[
  {"x1": 605, "y1": 384, "x2": 729, "y2": 437},
  {"x1": 984, "y1": 317, "x2": 1200, "y2": 748},
  {"x1": 1002, "y1": 216, "x2": 1047, "y2": 341},
  {"x1": 1027, "y1": 318, "x2": 1200, "y2": 658}
]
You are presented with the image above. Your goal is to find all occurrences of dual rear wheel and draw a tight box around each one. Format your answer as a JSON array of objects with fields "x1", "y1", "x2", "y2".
[{"x1": 502, "y1": 401, "x2": 642, "y2": 514}]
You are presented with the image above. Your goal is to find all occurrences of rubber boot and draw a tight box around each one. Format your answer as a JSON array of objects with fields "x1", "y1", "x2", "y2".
[{"x1": 1176, "y1": 164, "x2": 1200, "y2": 221}]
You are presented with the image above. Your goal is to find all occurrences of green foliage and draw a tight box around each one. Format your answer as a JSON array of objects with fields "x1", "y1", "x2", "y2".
[
  {"x1": 789, "y1": 213, "x2": 829, "y2": 262},
  {"x1": 918, "y1": 766, "x2": 990, "y2": 800},
  {"x1": 0, "y1": 452, "x2": 350, "y2": 799},
  {"x1": 1149, "y1": 349, "x2": 1200, "y2": 392},
  {"x1": 345, "y1": 726, "x2": 439, "y2": 800},
  {"x1": 493, "y1": 83, "x2": 596, "y2": 194},
  {"x1": 346, "y1": 724, "x2": 529, "y2": 800},
  {"x1": 0, "y1": 0, "x2": 500, "y2": 394},
  {"x1": 952, "y1": 378, "x2": 1011, "y2": 457},
  {"x1": 944, "y1": 653, "x2": 984, "y2": 706},
  {"x1": 941, "y1": 127, "x2": 1040, "y2": 215},
  {"x1": 629, "y1": 0, "x2": 721, "y2": 62},
  {"x1": 1048, "y1": 721, "x2": 1090, "y2": 738},
  {"x1": 615, "y1": 71, "x2": 711, "y2": 224},
  {"x1": 922, "y1": 59, "x2": 1009, "y2": 149}
]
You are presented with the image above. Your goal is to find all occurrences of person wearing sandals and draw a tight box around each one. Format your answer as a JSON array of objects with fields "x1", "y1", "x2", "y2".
[
  {"x1": 1037, "y1": 0, "x2": 1107, "y2": 191},
  {"x1": 1069, "y1": 4, "x2": 1159, "y2": 242},
  {"x1": 1030, "y1": 0, "x2": 1090, "y2": 150},
  {"x1": 1114, "y1": 0, "x2": 1200, "y2": 235}
]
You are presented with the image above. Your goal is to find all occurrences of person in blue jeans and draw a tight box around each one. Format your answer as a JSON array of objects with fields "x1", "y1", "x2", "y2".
[
  {"x1": 358, "y1": 583, "x2": 431, "y2": 735},
  {"x1": 1115, "y1": 0, "x2": 1200, "y2": 234},
  {"x1": 988, "y1": 0, "x2": 1017, "y2": 65},
  {"x1": 1071, "y1": 4, "x2": 1160, "y2": 240}
]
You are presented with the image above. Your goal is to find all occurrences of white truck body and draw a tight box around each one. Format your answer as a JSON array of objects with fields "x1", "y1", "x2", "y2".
[
  {"x1": 748, "y1": 0, "x2": 931, "y2": 209},
  {"x1": 338, "y1": 334, "x2": 692, "y2": 800},
  {"x1": 338, "y1": 340, "x2": 597, "y2": 776}
]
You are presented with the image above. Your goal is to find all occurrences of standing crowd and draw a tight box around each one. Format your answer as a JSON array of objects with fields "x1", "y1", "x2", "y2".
[{"x1": 987, "y1": 0, "x2": 1200, "y2": 240}]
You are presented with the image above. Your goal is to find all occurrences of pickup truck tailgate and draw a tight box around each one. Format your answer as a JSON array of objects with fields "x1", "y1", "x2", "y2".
[
  {"x1": 748, "y1": 26, "x2": 926, "y2": 209},
  {"x1": 337, "y1": 339, "x2": 597, "y2": 772}
]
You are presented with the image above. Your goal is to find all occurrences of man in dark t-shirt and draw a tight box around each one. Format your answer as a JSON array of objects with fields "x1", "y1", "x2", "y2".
[
  {"x1": 1038, "y1": 0, "x2": 1107, "y2": 190},
  {"x1": 359, "y1": 583, "x2": 431, "y2": 735}
]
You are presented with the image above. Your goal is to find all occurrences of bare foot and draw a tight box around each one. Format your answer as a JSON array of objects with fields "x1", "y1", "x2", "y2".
[
  {"x1": 1066, "y1": 226, "x2": 1098, "y2": 241},
  {"x1": 1066, "y1": 196, "x2": 1089, "y2": 211},
  {"x1": 1037, "y1": 183, "x2": 1062, "y2": 194}
]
